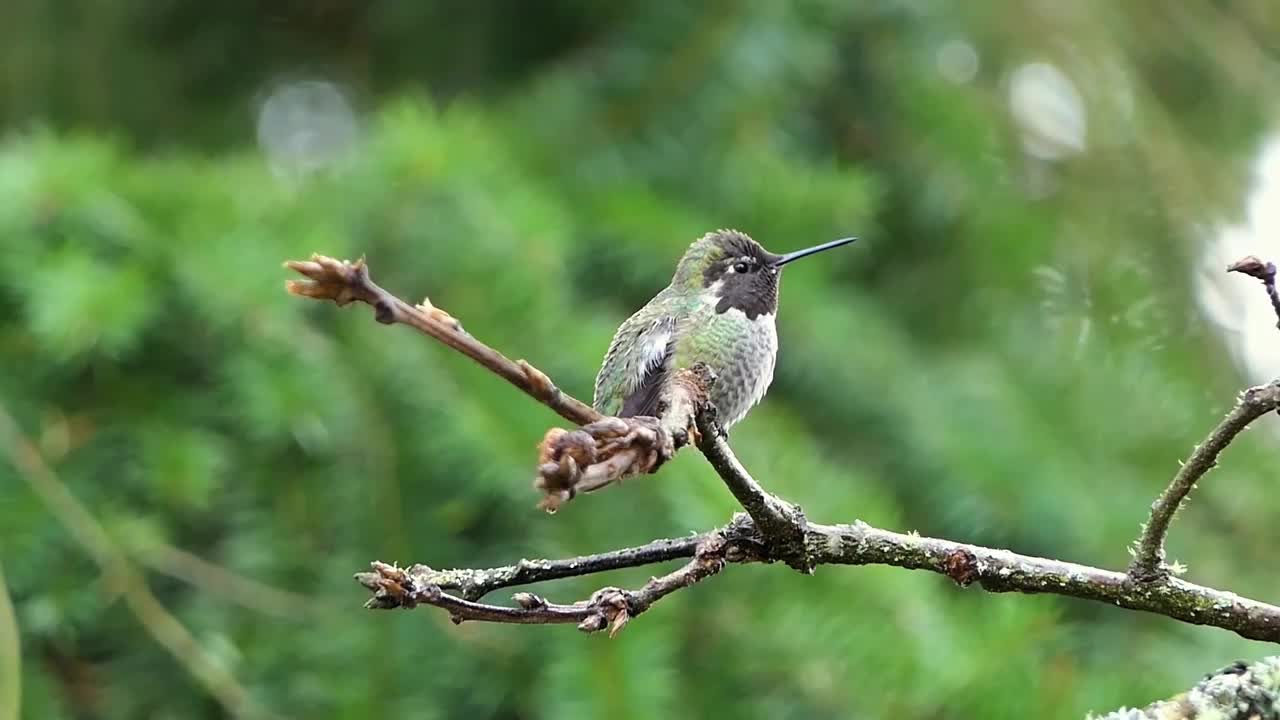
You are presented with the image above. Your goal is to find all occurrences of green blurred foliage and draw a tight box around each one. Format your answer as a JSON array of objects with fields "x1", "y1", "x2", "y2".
[{"x1": 3, "y1": 2, "x2": 1280, "y2": 718}]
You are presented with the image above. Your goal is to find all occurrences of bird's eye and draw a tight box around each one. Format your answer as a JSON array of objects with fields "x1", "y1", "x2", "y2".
[{"x1": 733, "y1": 261, "x2": 750, "y2": 274}]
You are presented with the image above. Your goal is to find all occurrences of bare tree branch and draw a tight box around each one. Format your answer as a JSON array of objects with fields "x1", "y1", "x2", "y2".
[
  {"x1": 697, "y1": 408, "x2": 812, "y2": 572},
  {"x1": 382, "y1": 534, "x2": 705, "y2": 602},
  {"x1": 285, "y1": 254, "x2": 600, "y2": 426},
  {"x1": 355, "y1": 510, "x2": 1280, "y2": 642},
  {"x1": 356, "y1": 532, "x2": 730, "y2": 637},
  {"x1": 808, "y1": 519, "x2": 1280, "y2": 643},
  {"x1": 286, "y1": 254, "x2": 707, "y2": 512},
  {"x1": 1125, "y1": 255, "x2": 1280, "y2": 581},
  {"x1": 1128, "y1": 380, "x2": 1280, "y2": 581},
  {"x1": 285, "y1": 253, "x2": 1280, "y2": 646}
]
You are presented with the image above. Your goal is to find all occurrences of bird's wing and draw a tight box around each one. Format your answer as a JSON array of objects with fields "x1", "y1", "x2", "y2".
[{"x1": 592, "y1": 313, "x2": 677, "y2": 418}]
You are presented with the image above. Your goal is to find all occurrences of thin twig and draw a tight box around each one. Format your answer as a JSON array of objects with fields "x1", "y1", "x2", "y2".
[
  {"x1": 0, "y1": 405, "x2": 278, "y2": 720},
  {"x1": 1228, "y1": 255, "x2": 1280, "y2": 329},
  {"x1": 286, "y1": 254, "x2": 696, "y2": 512},
  {"x1": 1126, "y1": 257, "x2": 1280, "y2": 580},
  {"x1": 696, "y1": 409, "x2": 812, "y2": 572},
  {"x1": 285, "y1": 254, "x2": 600, "y2": 426},
  {"x1": 1128, "y1": 380, "x2": 1280, "y2": 580},
  {"x1": 356, "y1": 533, "x2": 730, "y2": 637},
  {"x1": 404, "y1": 534, "x2": 705, "y2": 601},
  {"x1": 359, "y1": 513, "x2": 1280, "y2": 643}
]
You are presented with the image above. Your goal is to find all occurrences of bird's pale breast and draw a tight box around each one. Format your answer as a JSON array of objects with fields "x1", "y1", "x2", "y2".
[{"x1": 677, "y1": 306, "x2": 777, "y2": 428}]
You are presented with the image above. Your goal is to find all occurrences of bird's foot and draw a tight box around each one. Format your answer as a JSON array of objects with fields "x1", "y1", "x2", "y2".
[{"x1": 694, "y1": 403, "x2": 728, "y2": 442}]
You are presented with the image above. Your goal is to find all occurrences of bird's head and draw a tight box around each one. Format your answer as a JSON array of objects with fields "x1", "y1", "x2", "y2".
[{"x1": 671, "y1": 229, "x2": 856, "y2": 319}]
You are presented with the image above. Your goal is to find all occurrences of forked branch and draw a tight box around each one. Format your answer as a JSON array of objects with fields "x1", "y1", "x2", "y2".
[
  {"x1": 1128, "y1": 380, "x2": 1280, "y2": 581},
  {"x1": 356, "y1": 532, "x2": 730, "y2": 637},
  {"x1": 285, "y1": 252, "x2": 1280, "y2": 647},
  {"x1": 1126, "y1": 256, "x2": 1280, "y2": 581},
  {"x1": 697, "y1": 408, "x2": 811, "y2": 572},
  {"x1": 353, "y1": 511, "x2": 1280, "y2": 642}
]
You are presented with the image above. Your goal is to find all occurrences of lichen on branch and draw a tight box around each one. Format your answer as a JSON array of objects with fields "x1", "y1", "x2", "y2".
[
  {"x1": 1089, "y1": 657, "x2": 1280, "y2": 719},
  {"x1": 352, "y1": 512, "x2": 1280, "y2": 643}
]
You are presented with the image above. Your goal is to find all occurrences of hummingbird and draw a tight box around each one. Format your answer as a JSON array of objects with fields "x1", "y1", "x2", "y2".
[{"x1": 592, "y1": 229, "x2": 856, "y2": 430}]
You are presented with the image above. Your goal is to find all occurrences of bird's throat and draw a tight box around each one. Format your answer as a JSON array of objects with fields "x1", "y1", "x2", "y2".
[{"x1": 712, "y1": 279, "x2": 778, "y2": 320}]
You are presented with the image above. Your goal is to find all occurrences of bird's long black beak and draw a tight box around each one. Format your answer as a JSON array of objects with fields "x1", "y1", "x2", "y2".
[{"x1": 772, "y1": 237, "x2": 858, "y2": 267}]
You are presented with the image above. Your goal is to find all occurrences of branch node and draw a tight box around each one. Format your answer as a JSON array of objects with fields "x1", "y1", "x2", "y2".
[
  {"x1": 519, "y1": 360, "x2": 560, "y2": 403},
  {"x1": 945, "y1": 548, "x2": 980, "y2": 587},
  {"x1": 512, "y1": 592, "x2": 547, "y2": 610},
  {"x1": 568, "y1": 587, "x2": 637, "y2": 636},
  {"x1": 1226, "y1": 255, "x2": 1275, "y2": 282},
  {"x1": 1228, "y1": 254, "x2": 1280, "y2": 330},
  {"x1": 413, "y1": 296, "x2": 465, "y2": 333},
  {"x1": 576, "y1": 611, "x2": 609, "y2": 634},
  {"x1": 283, "y1": 254, "x2": 370, "y2": 306},
  {"x1": 1127, "y1": 259, "x2": 1280, "y2": 582},
  {"x1": 696, "y1": 414, "x2": 813, "y2": 573}
]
